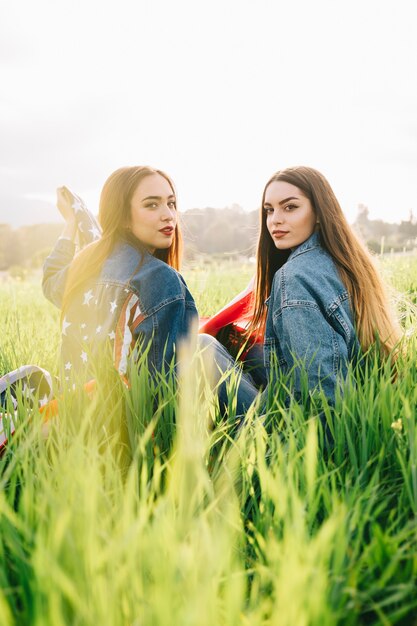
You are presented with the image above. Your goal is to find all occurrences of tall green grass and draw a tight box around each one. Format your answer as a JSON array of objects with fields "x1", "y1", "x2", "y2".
[{"x1": 0, "y1": 257, "x2": 416, "y2": 625}]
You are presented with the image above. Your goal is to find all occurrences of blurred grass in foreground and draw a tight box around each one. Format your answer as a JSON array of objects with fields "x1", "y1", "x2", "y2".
[{"x1": 0, "y1": 255, "x2": 416, "y2": 626}]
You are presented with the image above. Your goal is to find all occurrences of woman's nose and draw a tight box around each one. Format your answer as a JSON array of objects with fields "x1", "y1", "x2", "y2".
[
  {"x1": 162, "y1": 205, "x2": 175, "y2": 221},
  {"x1": 272, "y1": 208, "x2": 284, "y2": 223}
]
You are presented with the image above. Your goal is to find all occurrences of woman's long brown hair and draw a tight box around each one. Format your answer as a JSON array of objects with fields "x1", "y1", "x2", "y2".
[
  {"x1": 61, "y1": 166, "x2": 183, "y2": 314},
  {"x1": 250, "y1": 166, "x2": 401, "y2": 356}
]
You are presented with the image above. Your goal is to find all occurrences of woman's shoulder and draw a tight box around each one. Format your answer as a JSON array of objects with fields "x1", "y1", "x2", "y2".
[
  {"x1": 101, "y1": 239, "x2": 187, "y2": 300},
  {"x1": 286, "y1": 249, "x2": 334, "y2": 280},
  {"x1": 277, "y1": 239, "x2": 346, "y2": 304},
  {"x1": 131, "y1": 254, "x2": 187, "y2": 302},
  {"x1": 139, "y1": 254, "x2": 182, "y2": 280},
  {"x1": 286, "y1": 235, "x2": 337, "y2": 278}
]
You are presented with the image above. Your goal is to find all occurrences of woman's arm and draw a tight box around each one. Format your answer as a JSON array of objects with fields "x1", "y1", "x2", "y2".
[
  {"x1": 42, "y1": 188, "x2": 77, "y2": 308},
  {"x1": 42, "y1": 239, "x2": 76, "y2": 308}
]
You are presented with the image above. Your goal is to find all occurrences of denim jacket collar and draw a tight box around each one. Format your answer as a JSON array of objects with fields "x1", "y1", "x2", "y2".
[{"x1": 287, "y1": 230, "x2": 322, "y2": 262}]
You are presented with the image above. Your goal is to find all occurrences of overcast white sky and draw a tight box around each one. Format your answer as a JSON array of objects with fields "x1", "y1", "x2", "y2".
[{"x1": 1, "y1": 0, "x2": 416, "y2": 227}]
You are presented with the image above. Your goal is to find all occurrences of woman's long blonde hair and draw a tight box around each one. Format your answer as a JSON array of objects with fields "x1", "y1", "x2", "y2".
[
  {"x1": 62, "y1": 166, "x2": 183, "y2": 314},
  {"x1": 250, "y1": 166, "x2": 401, "y2": 356}
]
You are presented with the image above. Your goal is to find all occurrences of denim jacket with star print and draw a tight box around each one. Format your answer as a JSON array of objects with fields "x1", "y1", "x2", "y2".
[
  {"x1": 42, "y1": 234, "x2": 198, "y2": 383},
  {"x1": 263, "y1": 231, "x2": 361, "y2": 404}
]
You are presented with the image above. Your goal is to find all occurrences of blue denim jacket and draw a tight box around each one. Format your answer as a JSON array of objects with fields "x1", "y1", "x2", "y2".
[
  {"x1": 43, "y1": 234, "x2": 198, "y2": 382},
  {"x1": 264, "y1": 231, "x2": 360, "y2": 403}
]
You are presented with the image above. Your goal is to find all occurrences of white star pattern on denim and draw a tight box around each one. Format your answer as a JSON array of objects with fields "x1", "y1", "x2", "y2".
[
  {"x1": 71, "y1": 198, "x2": 84, "y2": 213},
  {"x1": 22, "y1": 383, "x2": 35, "y2": 396},
  {"x1": 83, "y1": 290, "x2": 94, "y2": 305},
  {"x1": 81, "y1": 351, "x2": 88, "y2": 363},
  {"x1": 96, "y1": 326, "x2": 102, "y2": 333},
  {"x1": 108, "y1": 331, "x2": 115, "y2": 340},
  {"x1": 110, "y1": 300, "x2": 117, "y2": 313},
  {"x1": 89, "y1": 225, "x2": 101, "y2": 240},
  {"x1": 39, "y1": 394, "x2": 49, "y2": 407},
  {"x1": 64, "y1": 362, "x2": 72, "y2": 370},
  {"x1": 62, "y1": 317, "x2": 71, "y2": 335}
]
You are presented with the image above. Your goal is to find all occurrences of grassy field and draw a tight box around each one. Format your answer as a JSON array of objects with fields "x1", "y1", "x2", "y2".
[{"x1": 0, "y1": 256, "x2": 416, "y2": 626}]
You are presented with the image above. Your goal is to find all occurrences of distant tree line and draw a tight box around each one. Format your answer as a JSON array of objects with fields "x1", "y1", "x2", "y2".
[
  {"x1": 354, "y1": 204, "x2": 417, "y2": 253},
  {"x1": 0, "y1": 223, "x2": 63, "y2": 273},
  {"x1": 0, "y1": 204, "x2": 416, "y2": 273},
  {"x1": 0, "y1": 205, "x2": 259, "y2": 272},
  {"x1": 180, "y1": 204, "x2": 259, "y2": 260}
]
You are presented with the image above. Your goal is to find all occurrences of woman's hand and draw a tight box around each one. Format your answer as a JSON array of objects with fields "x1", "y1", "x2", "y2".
[
  {"x1": 57, "y1": 186, "x2": 77, "y2": 223},
  {"x1": 57, "y1": 186, "x2": 77, "y2": 241}
]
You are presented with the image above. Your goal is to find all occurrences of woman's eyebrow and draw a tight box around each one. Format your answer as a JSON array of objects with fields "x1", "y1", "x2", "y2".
[
  {"x1": 263, "y1": 196, "x2": 299, "y2": 206},
  {"x1": 141, "y1": 195, "x2": 161, "y2": 202},
  {"x1": 141, "y1": 194, "x2": 176, "y2": 202},
  {"x1": 279, "y1": 196, "x2": 299, "y2": 205}
]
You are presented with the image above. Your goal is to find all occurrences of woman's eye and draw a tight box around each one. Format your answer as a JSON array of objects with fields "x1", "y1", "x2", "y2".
[
  {"x1": 146, "y1": 203, "x2": 158, "y2": 209},
  {"x1": 263, "y1": 206, "x2": 273, "y2": 214},
  {"x1": 285, "y1": 204, "x2": 297, "y2": 211},
  {"x1": 168, "y1": 201, "x2": 176, "y2": 209}
]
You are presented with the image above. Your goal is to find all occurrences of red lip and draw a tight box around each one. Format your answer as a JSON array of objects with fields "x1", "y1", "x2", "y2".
[
  {"x1": 159, "y1": 227, "x2": 174, "y2": 235},
  {"x1": 272, "y1": 230, "x2": 289, "y2": 238}
]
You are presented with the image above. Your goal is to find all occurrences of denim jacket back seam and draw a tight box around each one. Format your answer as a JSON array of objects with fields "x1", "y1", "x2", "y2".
[
  {"x1": 146, "y1": 293, "x2": 186, "y2": 317},
  {"x1": 273, "y1": 299, "x2": 353, "y2": 338},
  {"x1": 330, "y1": 326, "x2": 340, "y2": 375},
  {"x1": 326, "y1": 291, "x2": 350, "y2": 313},
  {"x1": 94, "y1": 278, "x2": 147, "y2": 317},
  {"x1": 94, "y1": 278, "x2": 187, "y2": 318},
  {"x1": 272, "y1": 300, "x2": 319, "y2": 323}
]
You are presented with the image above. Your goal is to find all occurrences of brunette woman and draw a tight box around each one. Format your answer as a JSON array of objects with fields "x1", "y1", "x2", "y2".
[{"x1": 250, "y1": 165, "x2": 401, "y2": 403}]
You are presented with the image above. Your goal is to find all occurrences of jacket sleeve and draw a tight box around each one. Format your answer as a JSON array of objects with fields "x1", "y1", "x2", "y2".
[
  {"x1": 42, "y1": 238, "x2": 76, "y2": 309},
  {"x1": 131, "y1": 296, "x2": 198, "y2": 375},
  {"x1": 273, "y1": 302, "x2": 348, "y2": 403}
]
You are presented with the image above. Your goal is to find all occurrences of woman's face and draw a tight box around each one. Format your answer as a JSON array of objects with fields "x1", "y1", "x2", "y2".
[
  {"x1": 264, "y1": 180, "x2": 317, "y2": 250},
  {"x1": 129, "y1": 174, "x2": 177, "y2": 253}
]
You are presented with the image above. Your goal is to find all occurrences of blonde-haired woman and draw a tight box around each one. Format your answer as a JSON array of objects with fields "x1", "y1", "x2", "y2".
[
  {"x1": 43, "y1": 166, "x2": 197, "y2": 384},
  {"x1": 249, "y1": 165, "x2": 401, "y2": 403}
]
